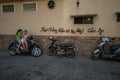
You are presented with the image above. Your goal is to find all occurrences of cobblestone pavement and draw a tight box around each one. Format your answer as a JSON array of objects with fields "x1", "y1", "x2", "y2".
[{"x1": 0, "y1": 51, "x2": 120, "y2": 80}]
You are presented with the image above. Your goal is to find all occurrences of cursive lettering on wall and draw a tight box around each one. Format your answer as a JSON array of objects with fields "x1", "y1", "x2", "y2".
[{"x1": 40, "y1": 27, "x2": 104, "y2": 35}]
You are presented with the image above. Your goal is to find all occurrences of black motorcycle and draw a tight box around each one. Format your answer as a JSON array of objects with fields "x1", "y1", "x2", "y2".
[
  {"x1": 48, "y1": 36, "x2": 76, "y2": 57},
  {"x1": 8, "y1": 36, "x2": 42, "y2": 57},
  {"x1": 92, "y1": 37, "x2": 120, "y2": 60}
]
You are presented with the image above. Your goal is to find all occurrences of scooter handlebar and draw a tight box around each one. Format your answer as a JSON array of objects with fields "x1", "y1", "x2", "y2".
[{"x1": 101, "y1": 37, "x2": 110, "y2": 42}]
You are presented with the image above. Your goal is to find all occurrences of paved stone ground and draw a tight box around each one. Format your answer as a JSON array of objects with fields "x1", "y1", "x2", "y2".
[{"x1": 0, "y1": 51, "x2": 120, "y2": 80}]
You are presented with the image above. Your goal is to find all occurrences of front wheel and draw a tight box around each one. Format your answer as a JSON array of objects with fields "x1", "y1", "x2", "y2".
[
  {"x1": 48, "y1": 47, "x2": 53, "y2": 56},
  {"x1": 92, "y1": 48, "x2": 101, "y2": 60},
  {"x1": 48, "y1": 47, "x2": 57, "y2": 56},
  {"x1": 31, "y1": 46, "x2": 42, "y2": 57}
]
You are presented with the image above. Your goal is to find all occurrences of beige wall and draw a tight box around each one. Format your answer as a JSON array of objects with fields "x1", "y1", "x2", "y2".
[
  {"x1": 63, "y1": 0, "x2": 120, "y2": 37},
  {"x1": 0, "y1": 0, "x2": 64, "y2": 35},
  {"x1": 0, "y1": 0, "x2": 120, "y2": 37}
]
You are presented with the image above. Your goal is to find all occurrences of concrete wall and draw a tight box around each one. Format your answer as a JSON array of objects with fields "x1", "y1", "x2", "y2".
[
  {"x1": 0, "y1": 34, "x2": 100, "y2": 57},
  {"x1": 0, "y1": 0, "x2": 120, "y2": 36},
  {"x1": 0, "y1": 34, "x2": 120, "y2": 57},
  {"x1": 63, "y1": 0, "x2": 120, "y2": 36},
  {"x1": 0, "y1": 0, "x2": 64, "y2": 35}
]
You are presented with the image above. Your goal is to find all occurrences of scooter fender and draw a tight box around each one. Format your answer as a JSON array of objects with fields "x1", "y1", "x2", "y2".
[
  {"x1": 93, "y1": 49, "x2": 99, "y2": 54},
  {"x1": 93, "y1": 48, "x2": 101, "y2": 54}
]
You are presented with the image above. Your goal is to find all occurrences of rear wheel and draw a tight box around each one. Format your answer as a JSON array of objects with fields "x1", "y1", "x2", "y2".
[
  {"x1": 31, "y1": 46, "x2": 42, "y2": 57},
  {"x1": 9, "y1": 45, "x2": 16, "y2": 56},
  {"x1": 9, "y1": 50, "x2": 16, "y2": 56}
]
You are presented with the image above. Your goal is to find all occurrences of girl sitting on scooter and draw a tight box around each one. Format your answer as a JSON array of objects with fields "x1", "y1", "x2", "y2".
[
  {"x1": 16, "y1": 29, "x2": 23, "y2": 53},
  {"x1": 21, "y1": 30, "x2": 29, "y2": 50}
]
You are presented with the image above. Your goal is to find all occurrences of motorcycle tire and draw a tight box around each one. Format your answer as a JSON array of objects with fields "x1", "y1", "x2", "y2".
[
  {"x1": 48, "y1": 47, "x2": 53, "y2": 56},
  {"x1": 9, "y1": 50, "x2": 16, "y2": 56},
  {"x1": 67, "y1": 49, "x2": 75, "y2": 58},
  {"x1": 48, "y1": 47, "x2": 57, "y2": 56},
  {"x1": 8, "y1": 45, "x2": 17, "y2": 56},
  {"x1": 31, "y1": 46, "x2": 42, "y2": 57},
  {"x1": 92, "y1": 48, "x2": 101, "y2": 60}
]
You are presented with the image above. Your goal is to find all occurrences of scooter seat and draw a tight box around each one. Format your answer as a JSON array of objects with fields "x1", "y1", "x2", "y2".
[
  {"x1": 60, "y1": 43, "x2": 73, "y2": 47},
  {"x1": 111, "y1": 45, "x2": 120, "y2": 52}
]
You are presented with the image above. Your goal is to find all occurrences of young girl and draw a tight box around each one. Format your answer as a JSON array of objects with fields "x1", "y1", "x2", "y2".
[
  {"x1": 22, "y1": 30, "x2": 29, "y2": 50},
  {"x1": 16, "y1": 29, "x2": 23, "y2": 53}
]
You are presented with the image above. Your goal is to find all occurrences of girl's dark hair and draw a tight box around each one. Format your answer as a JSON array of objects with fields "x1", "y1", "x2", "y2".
[{"x1": 16, "y1": 29, "x2": 22, "y2": 35}]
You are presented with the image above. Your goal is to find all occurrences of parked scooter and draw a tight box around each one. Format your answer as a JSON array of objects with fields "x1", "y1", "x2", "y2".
[
  {"x1": 8, "y1": 36, "x2": 42, "y2": 57},
  {"x1": 48, "y1": 36, "x2": 76, "y2": 57},
  {"x1": 92, "y1": 37, "x2": 120, "y2": 60}
]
